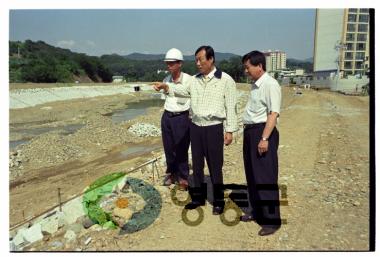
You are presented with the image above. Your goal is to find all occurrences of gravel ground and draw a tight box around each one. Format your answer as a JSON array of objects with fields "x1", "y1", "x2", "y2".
[{"x1": 9, "y1": 84, "x2": 370, "y2": 251}]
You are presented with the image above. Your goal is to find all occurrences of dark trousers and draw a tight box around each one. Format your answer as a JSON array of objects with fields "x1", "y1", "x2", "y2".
[
  {"x1": 161, "y1": 111, "x2": 190, "y2": 180},
  {"x1": 243, "y1": 123, "x2": 281, "y2": 228},
  {"x1": 189, "y1": 122, "x2": 224, "y2": 207}
]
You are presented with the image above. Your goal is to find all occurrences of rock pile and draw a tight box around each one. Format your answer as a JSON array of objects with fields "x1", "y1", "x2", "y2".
[
  {"x1": 9, "y1": 150, "x2": 28, "y2": 180},
  {"x1": 9, "y1": 150, "x2": 25, "y2": 168},
  {"x1": 99, "y1": 190, "x2": 146, "y2": 228},
  {"x1": 18, "y1": 132, "x2": 85, "y2": 170},
  {"x1": 127, "y1": 123, "x2": 161, "y2": 137},
  {"x1": 9, "y1": 115, "x2": 136, "y2": 172}
]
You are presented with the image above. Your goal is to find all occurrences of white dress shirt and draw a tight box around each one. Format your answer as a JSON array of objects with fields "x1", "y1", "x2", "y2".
[
  {"x1": 243, "y1": 72, "x2": 282, "y2": 124},
  {"x1": 163, "y1": 72, "x2": 191, "y2": 112}
]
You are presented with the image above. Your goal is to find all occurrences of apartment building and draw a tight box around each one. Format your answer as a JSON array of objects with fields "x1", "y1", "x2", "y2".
[
  {"x1": 263, "y1": 50, "x2": 287, "y2": 72},
  {"x1": 343, "y1": 8, "x2": 370, "y2": 76},
  {"x1": 313, "y1": 8, "x2": 370, "y2": 77}
]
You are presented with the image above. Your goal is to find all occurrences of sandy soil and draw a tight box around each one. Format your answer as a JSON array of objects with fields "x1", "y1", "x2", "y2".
[{"x1": 9, "y1": 85, "x2": 370, "y2": 251}]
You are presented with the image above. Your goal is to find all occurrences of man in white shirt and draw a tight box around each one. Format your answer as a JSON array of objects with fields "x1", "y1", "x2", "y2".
[
  {"x1": 160, "y1": 48, "x2": 191, "y2": 191},
  {"x1": 240, "y1": 50, "x2": 282, "y2": 236},
  {"x1": 153, "y1": 46, "x2": 238, "y2": 215}
]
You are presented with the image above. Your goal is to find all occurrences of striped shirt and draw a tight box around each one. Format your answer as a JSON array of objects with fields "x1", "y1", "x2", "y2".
[
  {"x1": 162, "y1": 72, "x2": 191, "y2": 112},
  {"x1": 167, "y1": 67, "x2": 238, "y2": 132}
]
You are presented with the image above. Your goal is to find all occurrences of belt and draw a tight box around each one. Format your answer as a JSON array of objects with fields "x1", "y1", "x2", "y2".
[
  {"x1": 243, "y1": 123, "x2": 266, "y2": 129},
  {"x1": 164, "y1": 110, "x2": 189, "y2": 117}
]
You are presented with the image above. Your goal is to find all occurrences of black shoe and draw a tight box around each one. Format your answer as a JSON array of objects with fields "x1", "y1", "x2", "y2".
[
  {"x1": 185, "y1": 201, "x2": 204, "y2": 210},
  {"x1": 239, "y1": 214, "x2": 256, "y2": 222},
  {"x1": 258, "y1": 227, "x2": 280, "y2": 236},
  {"x1": 212, "y1": 206, "x2": 224, "y2": 215},
  {"x1": 163, "y1": 174, "x2": 175, "y2": 186}
]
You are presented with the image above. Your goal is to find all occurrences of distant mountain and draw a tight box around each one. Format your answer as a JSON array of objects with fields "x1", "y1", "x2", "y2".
[
  {"x1": 303, "y1": 57, "x2": 314, "y2": 63},
  {"x1": 125, "y1": 53, "x2": 165, "y2": 61},
  {"x1": 287, "y1": 58, "x2": 313, "y2": 73},
  {"x1": 287, "y1": 57, "x2": 313, "y2": 63},
  {"x1": 213, "y1": 52, "x2": 241, "y2": 62},
  {"x1": 124, "y1": 52, "x2": 240, "y2": 61},
  {"x1": 125, "y1": 53, "x2": 312, "y2": 64},
  {"x1": 287, "y1": 58, "x2": 304, "y2": 64}
]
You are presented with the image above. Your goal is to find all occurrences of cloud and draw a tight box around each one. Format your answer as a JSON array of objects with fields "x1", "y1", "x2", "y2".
[
  {"x1": 85, "y1": 40, "x2": 96, "y2": 47},
  {"x1": 57, "y1": 40, "x2": 76, "y2": 49}
]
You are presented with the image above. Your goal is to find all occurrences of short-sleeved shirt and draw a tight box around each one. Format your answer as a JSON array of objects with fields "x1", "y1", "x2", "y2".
[
  {"x1": 163, "y1": 72, "x2": 191, "y2": 112},
  {"x1": 243, "y1": 72, "x2": 281, "y2": 124}
]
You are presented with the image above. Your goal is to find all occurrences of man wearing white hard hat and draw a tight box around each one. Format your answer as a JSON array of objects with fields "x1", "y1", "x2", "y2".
[{"x1": 159, "y1": 48, "x2": 192, "y2": 191}]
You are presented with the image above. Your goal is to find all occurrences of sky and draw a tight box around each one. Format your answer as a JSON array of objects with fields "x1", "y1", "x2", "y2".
[{"x1": 9, "y1": 9, "x2": 316, "y2": 60}]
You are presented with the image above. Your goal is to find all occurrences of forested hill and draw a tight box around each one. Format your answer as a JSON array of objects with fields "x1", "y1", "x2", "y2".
[
  {"x1": 287, "y1": 58, "x2": 313, "y2": 73},
  {"x1": 124, "y1": 52, "x2": 239, "y2": 61},
  {"x1": 9, "y1": 40, "x2": 313, "y2": 83},
  {"x1": 9, "y1": 40, "x2": 113, "y2": 83}
]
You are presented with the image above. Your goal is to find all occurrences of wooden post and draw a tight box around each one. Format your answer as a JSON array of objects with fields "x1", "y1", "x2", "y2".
[
  {"x1": 152, "y1": 162, "x2": 155, "y2": 182},
  {"x1": 58, "y1": 188, "x2": 62, "y2": 211}
]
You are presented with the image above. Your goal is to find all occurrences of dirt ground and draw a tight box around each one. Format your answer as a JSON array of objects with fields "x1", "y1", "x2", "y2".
[{"x1": 9, "y1": 85, "x2": 370, "y2": 251}]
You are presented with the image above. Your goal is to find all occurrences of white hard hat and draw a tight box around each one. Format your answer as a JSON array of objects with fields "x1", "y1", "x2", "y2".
[{"x1": 164, "y1": 48, "x2": 184, "y2": 61}]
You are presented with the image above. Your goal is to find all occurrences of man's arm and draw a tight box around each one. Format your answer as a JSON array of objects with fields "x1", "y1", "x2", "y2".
[
  {"x1": 258, "y1": 82, "x2": 281, "y2": 155},
  {"x1": 224, "y1": 78, "x2": 238, "y2": 145},
  {"x1": 152, "y1": 78, "x2": 191, "y2": 97},
  {"x1": 258, "y1": 112, "x2": 278, "y2": 155},
  {"x1": 152, "y1": 82, "x2": 169, "y2": 92}
]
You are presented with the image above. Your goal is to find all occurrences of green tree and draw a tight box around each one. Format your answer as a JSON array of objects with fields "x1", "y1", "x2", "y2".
[
  {"x1": 9, "y1": 40, "x2": 117, "y2": 83},
  {"x1": 97, "y1": 63, "x2": 113, "y2": 82},
  {"x1": 182, "y1": 61, "x2": 198, "y2": 75},
  {"x1": 219, "y1": 57, "x2": 244, "y2": 82},
  {"x1": 21, "y1": 58, "x2": 58, "y2": 82}
]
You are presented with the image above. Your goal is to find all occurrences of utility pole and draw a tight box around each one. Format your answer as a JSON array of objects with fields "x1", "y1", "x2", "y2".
[
  {"x1": 334, "y1": 40, "x2": 347, "y2": 90},
  {"x1": 355, "y1": 59, "x2": 363, "y2": 78}
]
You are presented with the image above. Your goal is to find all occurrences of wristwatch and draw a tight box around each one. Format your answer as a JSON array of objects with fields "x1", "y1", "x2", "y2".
[{"x1": 261, "y1": 137, "x2": 268, "y2": 141}]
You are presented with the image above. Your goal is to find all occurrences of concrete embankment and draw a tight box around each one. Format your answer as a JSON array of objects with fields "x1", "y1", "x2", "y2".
[{"x1": 10, "y1": 84, "x2": 152, "y2": 109}]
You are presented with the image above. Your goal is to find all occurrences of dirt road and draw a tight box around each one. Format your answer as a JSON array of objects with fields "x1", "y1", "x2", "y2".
[{"x1": 9, "y1": 86, "x2": 370, "y2": 251}]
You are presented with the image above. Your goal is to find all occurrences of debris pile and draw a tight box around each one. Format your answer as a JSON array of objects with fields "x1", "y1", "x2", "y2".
[
  {"x1": 10, "y1": 174, "x2": 162, "y2": 251},
  {"x1": 127, "y1": 123, "x2": 161, "y2": 137},
  {"x1": 9, "y1": 150, "x2": 25, "y2": 168}
]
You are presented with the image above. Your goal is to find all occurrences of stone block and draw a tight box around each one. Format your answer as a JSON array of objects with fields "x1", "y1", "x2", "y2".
[
  {"x1": 23, "y1": 223, "x2": 43, "y2": 244},
  {"x1": 40, "y1": 216, "x2": 59, "y2": 235},
  {"x1": 62, "y1": 197, "x2": 85, "y2": 225},
  {"x1": 64, "y1": 230, "x2": 77, "y2": 242},
  {"x1": 13, "y1": 228, "x2": 27, "y2": 247}
]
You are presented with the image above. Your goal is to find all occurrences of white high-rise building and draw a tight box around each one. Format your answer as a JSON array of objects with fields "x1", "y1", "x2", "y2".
[
  {"x1": 263, "y1": 50, "x2": 287, "y2": 72},
  {"x1": 313, "y1": 8, "x2": 370, "y2": 77}
]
